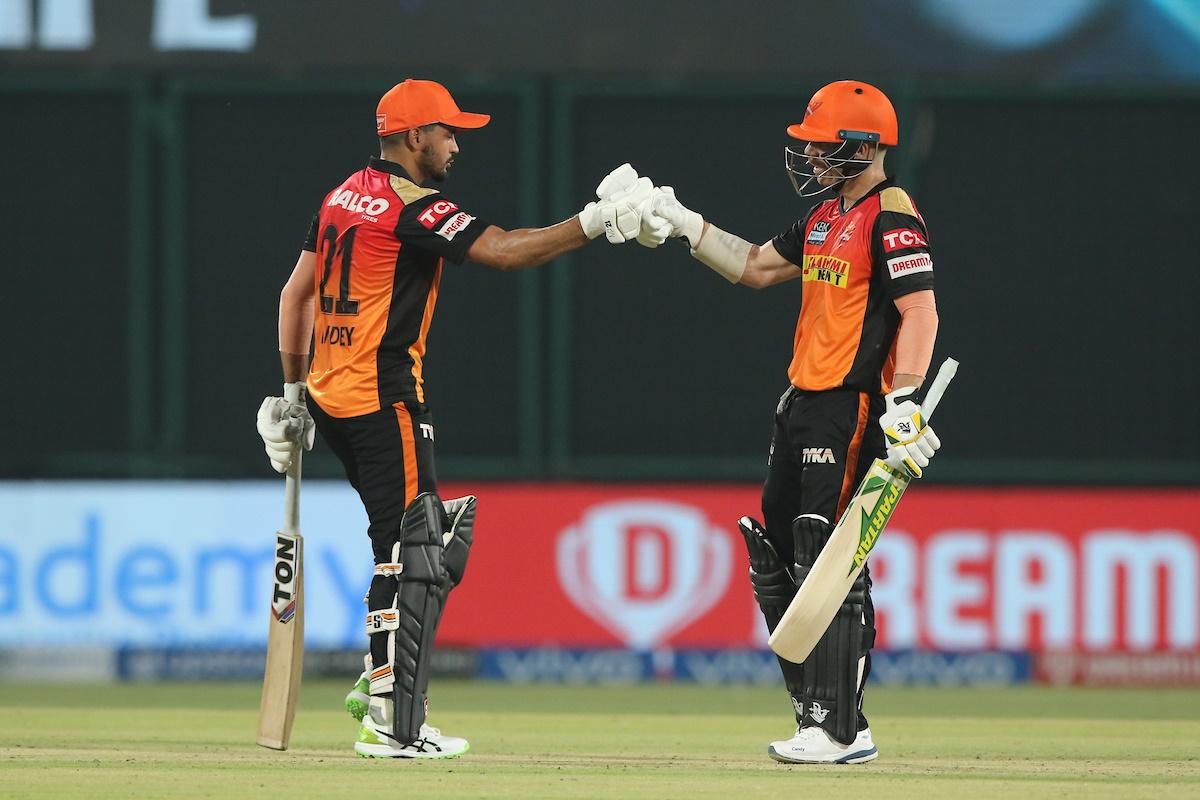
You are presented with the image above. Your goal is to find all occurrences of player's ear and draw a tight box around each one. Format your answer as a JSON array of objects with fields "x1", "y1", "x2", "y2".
[{"x1": 406, "y1": 127, "x2": 423, "y2": 151}]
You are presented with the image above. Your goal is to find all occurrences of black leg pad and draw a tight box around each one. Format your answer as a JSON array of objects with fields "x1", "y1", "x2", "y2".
[
  {"x1": 738, "y1": 516, "x2": 804, "y2": 717},
  {"x1": 793, "y1": 514, "x2": 875, "y2": 745}
]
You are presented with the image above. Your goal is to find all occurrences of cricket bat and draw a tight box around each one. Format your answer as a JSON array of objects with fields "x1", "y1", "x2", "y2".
[
  {"x1": 768, "y1": 357, "x2": 959, "y2": 663},
  {"x1": 256, "y1": 388, "x2": 306, "y2": 751}
]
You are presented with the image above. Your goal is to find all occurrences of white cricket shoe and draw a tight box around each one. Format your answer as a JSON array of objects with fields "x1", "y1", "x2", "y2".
[
  {"x1": 768, "y1": 725, "x2": 878, "y2": 764},
  {"x1": 355, "y1": 711, "x2": 469, "y2": 759}
]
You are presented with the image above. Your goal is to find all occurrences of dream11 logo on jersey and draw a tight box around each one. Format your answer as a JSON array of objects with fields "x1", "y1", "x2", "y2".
[{"x1": 556, "y1": 500, "x2": 733, "y2": 649}]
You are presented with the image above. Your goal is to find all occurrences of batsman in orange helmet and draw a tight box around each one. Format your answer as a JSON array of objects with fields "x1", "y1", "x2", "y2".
[
  {"x1": 254, "y1": 79, "x2": 669, "y2": 760},
  {"x1": 640, "y1": 80, "x2": 942, "y2": 764}
]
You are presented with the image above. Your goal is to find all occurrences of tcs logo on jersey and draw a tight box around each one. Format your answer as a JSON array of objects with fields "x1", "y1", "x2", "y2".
[
  {"x1": 417, "y1": 200, "x2": 460, "y2": 230},
  {"x1": 881, "y1": 228, "x2": 928, "y2": 253},
  {"x1": 418, "y1": 199, "x2": 476, "y2": 241}
]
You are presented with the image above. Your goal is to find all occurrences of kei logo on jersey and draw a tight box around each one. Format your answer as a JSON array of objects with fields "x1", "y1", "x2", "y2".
[{"x1": 806, "y1": 220, "x2": 831, "y2": 245}]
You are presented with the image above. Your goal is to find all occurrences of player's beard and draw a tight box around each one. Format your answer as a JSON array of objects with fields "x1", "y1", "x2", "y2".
[{"x1": 421, "y1": 145, "x2": 449, "y2": 183}]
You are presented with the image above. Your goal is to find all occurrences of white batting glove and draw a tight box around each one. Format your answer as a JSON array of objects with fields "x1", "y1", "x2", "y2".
[
  {"x1": 595, "y1": 162, "x2": 639, "y2": 201},
  {"x1": 579, "y1": 176, "x2": 654, "y2": 243},
  {"x1": 879, "y1": 386, "x2": 942, "y2": 478},
  {"x1": 650, "y1": 186, "x2": 705, "y2": 247},
  {"x1": 256, "y1": 382, "x2": 315, "y2": 474},
  {"x1": 636, "y1": 187, "x2": 674, "y2": 248}
]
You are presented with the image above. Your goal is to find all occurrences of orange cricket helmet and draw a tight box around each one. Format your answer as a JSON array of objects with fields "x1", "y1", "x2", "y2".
[
  {"x1": 783, "y1": 80, "x2": 897, "y2": 197},
  {"x1": 786, "y1": 80, "x2": 898, "y2": 146}
]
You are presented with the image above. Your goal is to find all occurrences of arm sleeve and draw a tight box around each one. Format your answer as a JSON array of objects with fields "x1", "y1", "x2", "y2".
[
  {"x1": 873, "y1": 210, "x2": 935, "y2": 299},
  {"x1": 395, "y1": 194, "x2": 490, "y2": 264},
  {"x1": 301, "y1": 212, "x2": 319, "y2": 253}
]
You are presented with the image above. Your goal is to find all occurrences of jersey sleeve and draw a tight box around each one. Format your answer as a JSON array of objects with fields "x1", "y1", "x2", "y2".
[
  {"x1": 394, "y1": 194, "x2": 489, "y2": 264},
  {"x1": 771, "y1": 206, "x2": 817, "y2": 267},
  {"x1": 873, "y1": 209, "x2": 934, "y2": 299},
  {"x1": 301, "y1": 212, "x2": 319, "y2": 252}
]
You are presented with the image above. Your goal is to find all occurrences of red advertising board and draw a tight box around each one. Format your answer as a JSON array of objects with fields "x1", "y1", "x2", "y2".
[{"x1": 436, "y1": 484, "x2": 1200, "y2": 655}]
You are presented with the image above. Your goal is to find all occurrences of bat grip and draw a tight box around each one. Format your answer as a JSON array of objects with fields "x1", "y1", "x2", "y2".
[
  {"x1": 283, "y1": 452, "x2": 301, "y2": 534},
  {"x1": 281, "y1": 381, "x2": 304, "y2": 534},
  {"x1": 920, "y1": 357, "x2": 959, "y2": 422}
]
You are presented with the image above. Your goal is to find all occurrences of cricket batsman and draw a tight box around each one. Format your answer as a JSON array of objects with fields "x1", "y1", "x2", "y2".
[
  {"x1": 254, "y1": 79, "x2": 660, "y2": 758},
  {"x1": 638, "y1": 80, "x2": 942, "y2": 763}
]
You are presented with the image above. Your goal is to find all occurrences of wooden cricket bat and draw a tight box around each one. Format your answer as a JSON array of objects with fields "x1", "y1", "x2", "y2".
[
  {"x1": 256, "y1": 391, "x2": 305, "y2": 751},
  {"x1": 768, "y1": 358, "x2": 959, "y2": 663}
]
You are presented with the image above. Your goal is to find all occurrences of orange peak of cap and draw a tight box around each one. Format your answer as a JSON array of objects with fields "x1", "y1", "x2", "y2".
[{"x1": 375, "y1": 79, "x2": 490, "y2": 137}]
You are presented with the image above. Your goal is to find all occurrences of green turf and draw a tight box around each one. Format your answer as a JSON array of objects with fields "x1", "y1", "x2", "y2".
[{"x1": 1, "y1": 681, "x2": 1197, "y2": 799}]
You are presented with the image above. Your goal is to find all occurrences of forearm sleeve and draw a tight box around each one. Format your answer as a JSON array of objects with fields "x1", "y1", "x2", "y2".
[
  {"x1": 692, "y1": 223, "x2": 751, "y2": 283},
  {"x1": 893, "y1": 302, "x2": 938, "y2": 378}
]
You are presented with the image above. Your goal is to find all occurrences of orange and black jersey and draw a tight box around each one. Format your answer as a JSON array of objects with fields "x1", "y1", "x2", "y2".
[
  {"x1": 772, "y1": 179, "x2": 934, "y2": 395},
  {"x1": 300, "y1": 157, "x2": 488, "y2": 417}
]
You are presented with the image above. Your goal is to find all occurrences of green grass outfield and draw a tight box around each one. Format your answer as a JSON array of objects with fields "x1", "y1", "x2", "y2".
[{"x1": 1, "y1": 681, "x2": 1198, "y2": 799}]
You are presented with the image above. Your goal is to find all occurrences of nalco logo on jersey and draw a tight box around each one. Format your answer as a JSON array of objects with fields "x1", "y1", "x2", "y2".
[{"x1": 327, "y1": 190, "x2": 391, "y2": 219}]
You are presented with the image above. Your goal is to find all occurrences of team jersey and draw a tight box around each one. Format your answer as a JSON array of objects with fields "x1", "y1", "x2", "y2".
[
  {"x1": 301, "y1": 157, "x2": 488, "y2": 417},
  {"x1": 772, "y1": 179, "x2": 934, "y2": 395}
]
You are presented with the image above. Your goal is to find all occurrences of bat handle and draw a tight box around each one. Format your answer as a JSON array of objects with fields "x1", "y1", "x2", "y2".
[
  {"x1": 920, "y1": 357, "x2": 959, "y2": 422},
  {"x1": 282, "y1": 382, "x2": 304, "y2": 535},
  {"x1": 283, "y1": 453, "x2": 302, "y2": 534}
]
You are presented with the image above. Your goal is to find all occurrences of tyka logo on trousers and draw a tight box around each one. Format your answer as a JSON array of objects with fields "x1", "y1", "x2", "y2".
[{"x1": 802, "y1": 448, "x2": 836, "y2": 464}]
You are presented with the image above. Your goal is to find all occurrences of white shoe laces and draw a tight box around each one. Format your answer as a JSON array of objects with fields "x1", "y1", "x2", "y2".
[{"x1": 791, "y1": 726, "x2": 831, "y2": 744}]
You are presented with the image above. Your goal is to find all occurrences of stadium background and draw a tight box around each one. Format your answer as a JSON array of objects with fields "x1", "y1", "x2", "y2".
[{"x1": 2, "y1": 0, "x2": 1198, "y2": 689}]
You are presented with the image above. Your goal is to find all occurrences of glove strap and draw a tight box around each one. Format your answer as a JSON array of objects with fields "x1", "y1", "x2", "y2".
[{"x1": 283, "y1": 382, "x2": 306, "y2": 404}]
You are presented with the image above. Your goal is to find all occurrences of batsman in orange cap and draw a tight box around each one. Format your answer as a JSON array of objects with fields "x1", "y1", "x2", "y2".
[
  {"x1": 637, "y1": 80, "x2": 943, "y2": 763},
  {"x1": 254, "y1": 78, "x2": 668, "y2": 759}
]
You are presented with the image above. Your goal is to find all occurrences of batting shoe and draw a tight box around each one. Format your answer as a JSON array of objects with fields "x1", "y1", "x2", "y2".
[
  {"x1": 355, "y1": 715, "x2": 470, "y2": 759},
  {"x1": 768, "y1": 726, "x2": 878, "y2": 764},
  {"x1": 344, "y1": 660, "x2": 370, "y2": 722}
]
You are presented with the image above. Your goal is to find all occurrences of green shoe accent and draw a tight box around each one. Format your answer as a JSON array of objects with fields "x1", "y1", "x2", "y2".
[
  {"x1": 345, "y1": 678, "x2": 370, "y2": 721},
  {"x1": 357, "y1": 724, "x2": 384, "y2": 746},
  {"x1": 346, "y1": 696, "x2": 369, "y2": 721}
]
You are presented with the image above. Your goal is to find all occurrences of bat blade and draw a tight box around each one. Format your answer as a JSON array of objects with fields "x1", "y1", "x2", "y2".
[
  {"x1": 768, "y1": 460, "x2": 909, "y2": 662},
  {"x1": 767, "y1": 357, "x2": 958, "y2": 664},
  {"x1": 257, "y1": 529, "x2": 304, "y2": 750}
]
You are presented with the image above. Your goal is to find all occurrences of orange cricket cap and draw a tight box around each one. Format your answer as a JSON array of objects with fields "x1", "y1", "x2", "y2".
[
  {"x1": 375, "y1": 79, "x2": 491, "y2": 136},
  {"x1": 786, "y1": 80, "x2": 898, "y2": 147}
]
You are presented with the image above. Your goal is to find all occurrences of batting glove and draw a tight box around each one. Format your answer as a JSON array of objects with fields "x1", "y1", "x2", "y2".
[
  {"x1": 580, "y1": 164, "x2": 656, "y2": 244},
  {"x1": 636, "y1": 186, "x2": 674, "y2": 248},
  {"x1": 256, "y1": 382, "x2": 315, "y2": 473},
  {"x1": 879, "y1": 386, "x2": 941, "y2": 478},
  {"x1": 650, "y1": 186, "x2": 705, "y2": 247},
  {"x1": 579, "y1": 176, "x2": 654, "y2": 243}
]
